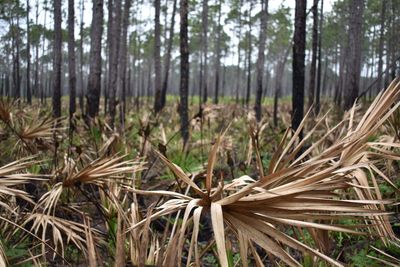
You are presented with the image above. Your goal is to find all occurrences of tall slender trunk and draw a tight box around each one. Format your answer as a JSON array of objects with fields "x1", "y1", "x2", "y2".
[
  {"x1": 273, "y1": 46, "x2": 291, "y2": 126},
  {"x1": 315, "y1": 0, "x2": 323, "y2": 114},
  {"x1": 213, "y1": 0, "x2": 222, "y2": 104},
  {"x1": 153, "y1": 0, "x2": 162, "y2": 113},
  {"x1": 86, "y1": 0, "x2": 104, "y2": 118},
  {"x1": 254, "y1": 0, "x2": 268, "y2": 121},
  {"x1": 52, "y1": 0, "x2": 62, "y2": 117},
  {"x1": 245, "y1": 1, "x2": 253, "y2": 107},
  {"x1": 308, "y1": 0, "x2": 318, "y2": 109},
  {"x1": 201, "y1": 0, "x2": 209, "y2": 103},
  {"x1": 160, "y1": 0, "x2": 177, "y2": 109},
  {"x1": 34, "y1": 0, "x2": 39, "y2": 100},
  {"x1": 26, "y1": 0, "x2": 31, "y2": 104},
  {"x1": 344, "y1": 0, "x2": 364, "y2": 110},
  {"x1": 376, "y1": 0, "x2": 386, "y2": 94},
  {"x1": 235, "y1": 0, "x2": 242, "y2": 103},
  {"x1": 79, "y1": 0, "x2": 85, "y2": 113},
  {"x1": 292, "y1": 0, "x2": 306, "y2": 134},
  {"x1": 118, "y1": 0, "x2": 132, "y2": 127},
  {"x1": 68, "y1": 0, "x2": 77, "y2": 118},
  {"x1": 179, "y1": 0, "x2": 189, "y2": 145}
]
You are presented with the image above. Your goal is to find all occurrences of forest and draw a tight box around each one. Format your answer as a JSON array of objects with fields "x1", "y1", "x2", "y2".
[{"x1": 0, "y1": 0, "x2": 400, "y2": 265}]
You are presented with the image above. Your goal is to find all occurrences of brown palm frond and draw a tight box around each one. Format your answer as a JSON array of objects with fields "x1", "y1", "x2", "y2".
[
  {"x1": 63, "y1": 155, "x2": 144, "y2": 187},
  {"x1": 131, "y1": 79, "x2": 400, "y2": 267},
  {"x1": 0, "y1": 99, "x2": 13, "y2": 124},
  {"x1": 23, "y1": 212, "x2": 101, "y2": 259},
  {"x1": 15, "y1": 115, "x2": 64, "y2": 154}
]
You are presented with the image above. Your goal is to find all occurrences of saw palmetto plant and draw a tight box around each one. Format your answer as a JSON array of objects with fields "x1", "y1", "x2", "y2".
[
  {"x1": 0, "y1": 81, "x2": 399, "y2": 266},
  {"x1": 129, "y1": 79, "x2": 400, "y2": 266}
]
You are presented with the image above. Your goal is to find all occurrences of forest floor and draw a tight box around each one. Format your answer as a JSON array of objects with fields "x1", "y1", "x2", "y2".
[{"x1": 0, "y1": 92, "x2": 400, "y2": 266}]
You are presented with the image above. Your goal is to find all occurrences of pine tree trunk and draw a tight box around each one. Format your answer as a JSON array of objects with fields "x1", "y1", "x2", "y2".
[
  {"x1": 315, "y1": 0, "x2": 323, "y2": 114},
  {"x1": 255, "y1": 0, "x2": 268, "y2": 121},
  {"x1": 118, "y1": 0, "x2": 132, "y2": 127},
  {"x1": 68, "y1": 0, "x2": 77, "y2": 117},
  {"x1": 245, "y1": 1, "x2": 253, "y2": 107},
  {"x1": 153, "y1": 0, "x2": 162, "y2": 113},
  {"x1": 26, "y1": 0, "x2": 32, "y2": 104},
  {"x1": 107, "y1": 0, "x2": 122, "y2": 129},
  {"x1": 213, "y1": 0, "x2": 222, "y2": 104},
  {"x1": 52, "y1": 0, "x2": 62, "y2": 117},
  {"x1": 308, "y1": 0, "x2": 318, "y2": 109},
  {"x1": 201, "y1": 0, "x2": 208, "y2": 104},
  {"x1": 179, "y1": 0, "x2": 189, "y2": 145},
  {"x1": 376, "y1": 0, "x2": 386, "y2": 94},
  {"x1": 86, "y1": 0, "x2": 104, "y2": 118},
  {"x1": 235, "y1": 0, "x2": 242, "y2": 104},
  {"x1": 161, "y1": 0, "x2": 177, "y2": 109},
  {"x1": 34, "y1": 0, "x2": 39, "y2": 100},
  {"x1": 79, "y1": 0, "x2": 85, "y2": 113},
  {"x1": 273, "y1": 46, "x2": 291, "y2": 126},
  {"x1": 344, "y1": 0, "x2": 364, "y2": 110},
  {"x1": 292, "y1": 0, "x2": 306, "y2": 134}
]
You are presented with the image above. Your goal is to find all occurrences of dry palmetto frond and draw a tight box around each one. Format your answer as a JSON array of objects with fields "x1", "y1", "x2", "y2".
[
  {"x1": 0, "y1": 157, "x2": 44, "y2": 210},
  {"x1": 15, "y1": 114, "x2": 63, "y2": 155},
  {"x1": 131, "y1": 79, "x2": 400, "y2": 267},
  {"x1": 37, "y1": 155, "x2": 144, "y2": 215},
  {"x1": 22, "y1": 212, "x2": 100, "y2": 259}
]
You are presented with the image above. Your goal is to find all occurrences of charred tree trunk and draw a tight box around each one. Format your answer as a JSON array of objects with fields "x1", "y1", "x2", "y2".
[
  {"x1": 245, "y1": 1, "x2": 253, "y2": 107},
  {"x1": 26, "y1": 0, "x2": 32, "y2": 104},
  {"x1": 78, "y1": 0, "x2": 85, "y2": 113},
  {"x1": 68, "y1": 0, "x2": 77, "y2": 118},
  {"x1": 107, "y1": 0, "x2": 122, "y2": 129},
  {"x1": 86, "y1": 0, "x2": 104, "y2": 118},
  {"x1": 376, "y1": 0, "x2": 386, "y2": 94},
  {"x1": 161, "y1": 0, "x2": 177, "y2": 109},
  {"x1": 308, "y1": 0, "x2": 318, "y2": 109},
  {"x1": 213, "y1": 0, "x2": 222, "y2": 104},
  {"x1": 292, "y1": 0, "x2": 306, "y2": 135},
  {"x1": 153, "y1": 0, "x2": 162, "y2": 113},
  {"x1": 179, "y1": 0, "x2": 189, "y2": 145},
  {"x1": 118, "y1": 0, "x2": 132, "y2": 127},
  {"x1": 255, "y1": 0, "x2": 268, "y2": 121},
  {"x1": 235, "y1": 0, "x2": 243, "y2": 103},
  {"x1": 343, "y1": 0, "x2": 364, "y2": 110},
  {"x1": 315, "y1": 0, "x2": 323, "y2": 114},
  {"x1": 201, "y1": 0, "x2": 208, "y2": 104},
  {"x1": 52, "y1": 0, "x2": 62, "y2": 117}
]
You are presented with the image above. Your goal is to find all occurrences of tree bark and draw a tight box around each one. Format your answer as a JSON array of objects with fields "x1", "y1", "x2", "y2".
[
  {"x1": 315, "y1": 0, "x2": 323, "y2": 114},
  {"x1": 68, "y1": 0, "x2": 77, "y2": 117},
  {"x1": 78, "y1": 0, "x2": 85, "y2": 113},
  {"x1": 235, "y1": 0, "x2": 242, "y2": 103},
  {"x1": 26, "y1": 0, "x2": 32, "y2": 104},
  {"x1": 376, "y1": 0, "x2": 386, "y2": 94},
  {"x1": 86, "y1": 0, "x2": 104, "y2": 118},
  {"x1": 273, "y1": 46, "x2": 291, "y2": 126},
  {"x1": 107, "y1": 0, "x2": 122, "y2": 129},
  {"x1": 179, "y1": 0, "x2": 189, "y2": 145},
  {"x1": 153, "y1": 0, "x2": 162, "y2": 113},
  {"x1": 201, "y1": 0, "x2": 208, "y2": 104},
  {"x1": 160, "y1": 0, "x2": 178, "y2": 110},
  {"x1": 343, "y1": 0, "x2": 364, "y2": 110},
  {"x1": 255, "y1": 0, "x2": 268, "y2": 121},
  {"x1": 52, "y1": 0, "x2": 62, "y2": 117},
  {"x1": 118, "y1": 0, "x2": 132, "y2": 127},
  {"x1": 308, "y1": 0, "x2": 318, "y2": 110},
  {"x1": 245, "y1": 1, "x2": 253, "y2": 107},
  {"x1": 34, "y1": 0, "x2": 39, "y2": 100},
  {"x1": 292, "y1": 0, "x2": 306, "y2": 134},
  {"x1": 213, "y1": 0, "x2": 222, "y2": 104}
]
